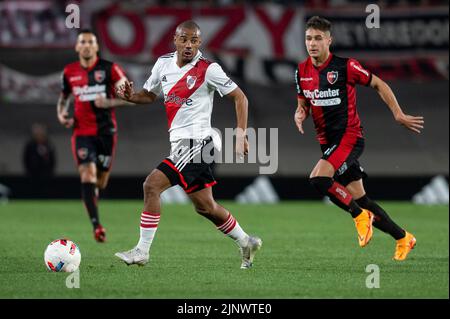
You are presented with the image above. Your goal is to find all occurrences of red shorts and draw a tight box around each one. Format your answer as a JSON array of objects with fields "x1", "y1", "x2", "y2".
[{"x1": 320, "y1": 136, "x2": 367, "y2": 185}]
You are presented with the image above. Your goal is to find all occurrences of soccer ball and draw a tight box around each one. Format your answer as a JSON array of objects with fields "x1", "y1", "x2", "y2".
[{"x1": 44, "y1": 239, "x2": 81, "y2": 273}]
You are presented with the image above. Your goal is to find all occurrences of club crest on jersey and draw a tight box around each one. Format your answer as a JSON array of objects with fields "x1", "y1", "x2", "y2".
[
  {"x1": 327, "y1": 71, "x2": 338, "y2": 85},
  {"x1": 186, "y1": 76, "x2": 197, "y2": 90},
  {"x1": 77, "y1": 148, "x2": 88, "y2": 160},
  {"x1": 94, "y1": 70, "x2": 105, "y2": 83}
]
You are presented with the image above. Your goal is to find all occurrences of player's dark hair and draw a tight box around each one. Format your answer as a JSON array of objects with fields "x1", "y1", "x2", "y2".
[{"x1": 306, "y1": 16, "x2": 332, "y2": 34}]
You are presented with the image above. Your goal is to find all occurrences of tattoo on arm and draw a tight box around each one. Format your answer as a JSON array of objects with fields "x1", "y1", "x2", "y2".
[{"x1": 57, "y1": 94, "x2": 70, "y2": 113}]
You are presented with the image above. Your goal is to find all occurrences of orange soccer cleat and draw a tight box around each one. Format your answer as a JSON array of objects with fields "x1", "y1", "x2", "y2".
[
  {"x1": 353, "y1": 209, "x2": 374, "y2": 247},
  {"x1": 393, "y1": 231, "x2": 416, "y2": 261}
]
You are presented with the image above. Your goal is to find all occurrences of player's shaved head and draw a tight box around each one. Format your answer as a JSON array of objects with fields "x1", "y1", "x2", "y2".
[
  {"x1": 173, "y1": 20, "x2": 202, "y2": 67},
  {"x1": 175, "y1": 20, "x2": 201, "y2": 36}
]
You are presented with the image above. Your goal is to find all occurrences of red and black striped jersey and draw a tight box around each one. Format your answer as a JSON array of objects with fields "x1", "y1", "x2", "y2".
[
  {"x1": 61, "y1": 57, "x2": 126, "y2": 136},
  {"x1": 295, "y1": 54, "x2": 372, "y2": 144}
]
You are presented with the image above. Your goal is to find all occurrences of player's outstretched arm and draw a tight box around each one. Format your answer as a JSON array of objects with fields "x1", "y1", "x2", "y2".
[
  {"x1": 56, "y1": 93, "x2": 74, "y2": 128},
  {"x1": 115, "y1": 80, "x2": 157, "y2": 105},
  {"x1": 94, "y1": 95, "x2": 135, "y2": 108},
  {"x1": 294, "y1": 98, "x2": 310, "y2": 134},
  {"x1": 226, "y1": 87, "x2": 249, "y2": 157},
  {"x1": 370, "y1": 74, "x2": 424, "y2": 134}
]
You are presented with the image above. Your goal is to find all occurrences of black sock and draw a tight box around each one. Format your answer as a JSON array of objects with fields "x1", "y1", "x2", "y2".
[
  {"x1": 310, "y1": 177, "x2": 362, "y2": 218},
  {"x1": 81, "y1": 182, "x2": 100, "y2": 229},
  {"x1": 356, "y1": 195, "x2": 405, "y2": 240}
]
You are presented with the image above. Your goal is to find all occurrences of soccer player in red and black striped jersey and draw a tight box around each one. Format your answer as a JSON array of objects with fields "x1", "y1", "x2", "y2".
[
  {"x1": 294, "y1": 16, "x2": 424, "y2": 260},
  {"x1": 57, "y1": 29, "x2": 131, "y2": 242}
]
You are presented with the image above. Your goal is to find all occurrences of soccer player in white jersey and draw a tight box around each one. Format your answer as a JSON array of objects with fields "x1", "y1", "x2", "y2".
[{"x1": 98, "y1": 20, "x2": 262, "y2": 269}]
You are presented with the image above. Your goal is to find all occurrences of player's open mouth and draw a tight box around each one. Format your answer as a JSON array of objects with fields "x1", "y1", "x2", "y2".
[{"x1": 183, "y1": 51, "x2": 193, "y2": 58}]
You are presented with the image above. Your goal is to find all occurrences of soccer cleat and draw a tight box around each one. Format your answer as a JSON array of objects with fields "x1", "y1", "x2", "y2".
[
  {"x1": 115, "y1": 247, "x2": 149, "y2": 266},
  {"x1": 353, "y1": 209, "x2": 374, "y2": 247},
  {"x1": 239, "y1": 236, "x2": 262, "y2": 269},
  {"x1": 94, "y1": 225, "x2": 106, "y2": 243},
  {"x1": 393, "y1": 231, "x2": 416, "y2": 261}
]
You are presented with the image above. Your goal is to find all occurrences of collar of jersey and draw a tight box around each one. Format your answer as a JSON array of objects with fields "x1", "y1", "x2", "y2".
[
  {"x1": 310, "y1": 53, "x2": 333, "y2": 72},
  {"x1": 80, "y1": 56, "x2": 99, "y2": 72},
  {"x1": 173, "y1": 50, "x2": 202, "y2": 68}
]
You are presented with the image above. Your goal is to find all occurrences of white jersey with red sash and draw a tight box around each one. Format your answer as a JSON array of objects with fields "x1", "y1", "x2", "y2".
[{"x1": 143, "y1": 51, "x2": 237, "y2": 143}]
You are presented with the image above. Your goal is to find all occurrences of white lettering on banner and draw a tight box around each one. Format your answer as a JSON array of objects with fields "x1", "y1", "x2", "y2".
[{"x1": 331, "y1": 15, "x2": 449, "y2": 50}]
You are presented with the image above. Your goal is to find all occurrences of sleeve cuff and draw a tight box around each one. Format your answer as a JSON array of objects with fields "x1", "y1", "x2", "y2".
[{"x1": 365, "y1": 73, "x2": 373, "y2": 86}]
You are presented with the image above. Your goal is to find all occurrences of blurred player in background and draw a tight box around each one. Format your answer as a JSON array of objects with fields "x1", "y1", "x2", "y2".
[
  {"x1": 57, "y1": 29, "x2": 131, "y2": 242},
  {"x1": 97, "y1": 20, "x2": 262, "y2": 269},
  {"x1": 294, "y1": 16, "x2": 424, "y2": 260}
]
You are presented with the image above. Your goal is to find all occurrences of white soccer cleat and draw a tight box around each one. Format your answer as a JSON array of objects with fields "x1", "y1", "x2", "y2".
[
  {"x1": 239, "y1": 236, "x2": 262, "y2": 269},
  {"x1": 115, "y1": 247, "x2": 149, "y2": 266}
]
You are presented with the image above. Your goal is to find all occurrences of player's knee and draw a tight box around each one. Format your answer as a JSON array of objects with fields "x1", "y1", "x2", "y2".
[
  {"x1": 80, "y1": 171, "x2": 96, "y2": 183},
  {"x1": 309, "y1": 176, "x2": 333, "y2": 194},
  {"x1": 97, "y1": 180, "x2": 108, "y2": 190}
]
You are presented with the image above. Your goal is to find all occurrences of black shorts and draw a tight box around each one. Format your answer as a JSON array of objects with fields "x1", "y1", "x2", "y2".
[
  {"x1": 71, "y1": 135, "x2": 117, "y2": 172},
  {"x1": 321, "y1": 136, "x2": 368, "y2": 186},
  {"x1": 157, "y1": 137, "x2": 217, "y2": 194}
]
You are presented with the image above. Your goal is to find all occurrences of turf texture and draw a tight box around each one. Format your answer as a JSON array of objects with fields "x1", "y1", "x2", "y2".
[{"x1": 0, "y1": 200, "x2": 448, "y2": 299}]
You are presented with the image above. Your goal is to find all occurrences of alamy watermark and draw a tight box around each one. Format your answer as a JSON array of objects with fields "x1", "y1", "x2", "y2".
[
  {"x1": 366, "y1": 4, "x2": 380, "y2": 29},
  {"x1": 65, "y1": 269, "x2": 80, "y2": 289},
  {"x1": 65, "y1": 3, "x2": 80, "y2": 29},
  {"x1": 365, "y1": 264, "x2": 380, "y2": 289},
  {"x1": 169, "y1": 127, "x2": 279, "y2": 174}
]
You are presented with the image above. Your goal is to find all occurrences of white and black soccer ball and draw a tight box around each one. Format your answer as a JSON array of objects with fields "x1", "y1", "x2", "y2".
[{"x1": 44, "y1": 239, "x2": 81, "y2": 273}]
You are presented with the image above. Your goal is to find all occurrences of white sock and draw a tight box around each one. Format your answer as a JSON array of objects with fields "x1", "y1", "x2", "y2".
[
  {"x1": 136, "y1": 211, "x2": 160, "y2": 253},
  {"x1": 217, "y1": 213, "x2": 249, "y2": 247}
]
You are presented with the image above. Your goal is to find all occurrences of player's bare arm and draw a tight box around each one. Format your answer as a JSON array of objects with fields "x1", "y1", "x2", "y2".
[
  {"x1": 115, "y1": 80, "x2": 157, "y2": 105},
  {"x1": 94, "y1": 77, "x2": 136, "y2": 108},
  {"x1": 370, "y1": 74, "x2": 424, "y2": 133},
  {"x1": 56, "y1": 93, "x2": 74, "y2": 128},
  {"x1": 294, "y1": 98, "x2": 310, "y2": 134},
  {"x1": 226, "y1": 87, "x2": 249, "y2": 156}
]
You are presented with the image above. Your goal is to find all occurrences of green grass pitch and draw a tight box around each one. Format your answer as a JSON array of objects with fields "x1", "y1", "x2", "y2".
[{"x1": 0, "y1": 200, "x2": 448, "y2": 299}]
